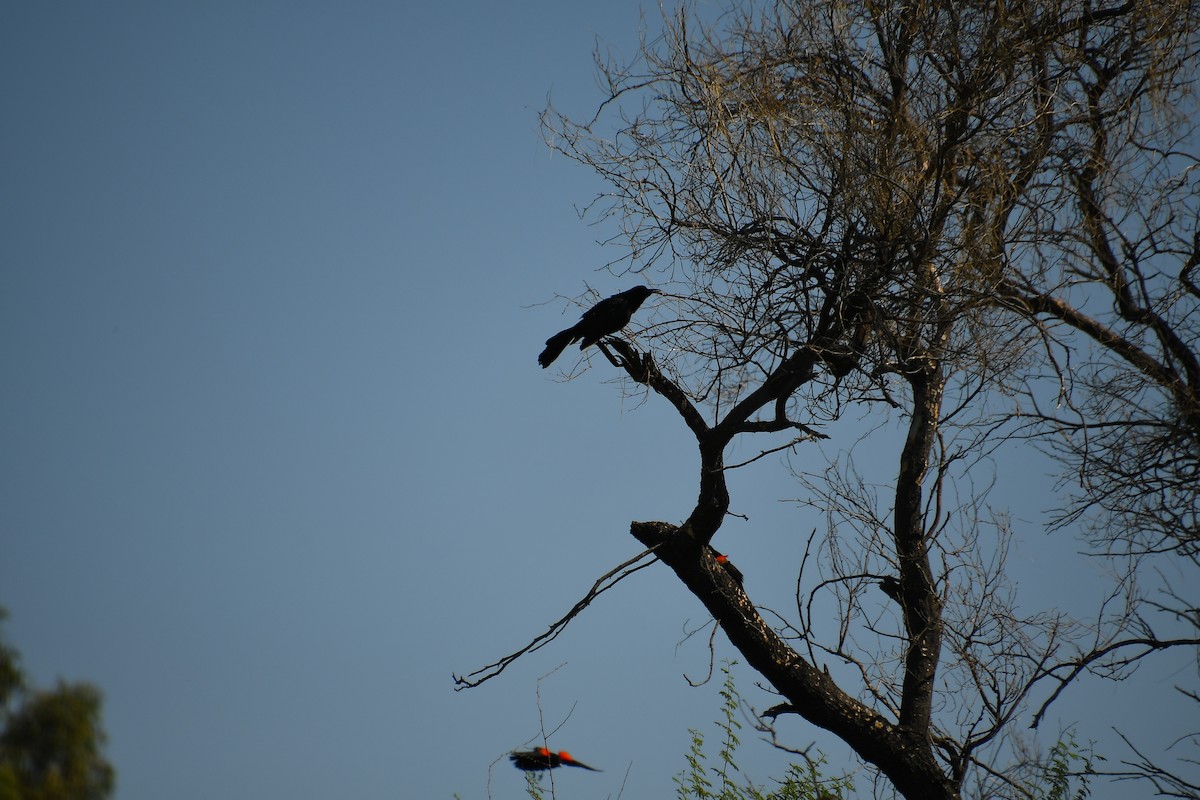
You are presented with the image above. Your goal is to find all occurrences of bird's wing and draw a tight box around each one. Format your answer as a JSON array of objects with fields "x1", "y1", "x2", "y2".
[
  {"x1": 578, "y1": 293, "x2": 627, "y2": 324},
  {"x1": 509, "y1": 751, "x2": 550, "y2": 771}
]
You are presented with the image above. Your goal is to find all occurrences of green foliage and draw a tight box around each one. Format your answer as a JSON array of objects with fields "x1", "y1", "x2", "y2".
[
  {"x1": 715, "y1": 667, "x2": 742, "y2": 795},
  {"x1": 0, "y1": 610, "x2": 115, "y2": 800},
  {"x1": 674, "y1": 663, "x2": 854, "y2": 800},
  {"x1": 1030, "y1": 736, "x2": 1097, "y2": 800},
  {"x1": 678, "y1": 725, "x2": 715, "y2": 799},
  {"x1": 521, "y1": 770, "x2": 546, "y2": 800}
]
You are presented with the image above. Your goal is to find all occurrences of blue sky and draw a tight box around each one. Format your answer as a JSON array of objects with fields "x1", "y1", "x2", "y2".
[{"x1": 1, "y1": 3, "x2": 1193, "y2": 799}]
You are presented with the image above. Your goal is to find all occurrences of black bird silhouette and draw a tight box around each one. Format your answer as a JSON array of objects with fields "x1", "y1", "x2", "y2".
[
  {"x1": 510, "y1": 747, "x2": 601, "y2": 772},
  {"x1": 878, "y1": 575, "x2": 901, "y2": 603},
  {"x1": 538, "y1": 286, "x2": 659, "y2": 368}
]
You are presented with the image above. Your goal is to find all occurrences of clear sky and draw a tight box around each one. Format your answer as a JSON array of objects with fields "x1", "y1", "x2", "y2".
[{"x1": 1, "y1": 3, "x2": 1192, "y2": 799}]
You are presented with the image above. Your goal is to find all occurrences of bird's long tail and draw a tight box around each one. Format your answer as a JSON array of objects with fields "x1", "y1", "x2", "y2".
[{"x1": 538, "y1": 327, "x2": 578, "y2": 368}]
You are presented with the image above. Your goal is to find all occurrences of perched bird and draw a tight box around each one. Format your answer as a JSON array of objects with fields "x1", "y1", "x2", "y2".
[
  {"x1": 538, "y1": 286, "x2": 659, "y2": 368},
  {"x1": 714, "y1": 553, "x2": 745, "y2": 586},
  {"x1": 878, "y1": 575, "x2": 901, "y2": 604},
  {"x1": 510, "y1": 747, "x2": 601, "y2": 772}
]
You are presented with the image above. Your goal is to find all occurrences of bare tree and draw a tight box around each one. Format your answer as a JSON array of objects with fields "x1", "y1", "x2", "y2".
[{"x1": 461, "y1": 1, "x2": 1200, "y2": 798}]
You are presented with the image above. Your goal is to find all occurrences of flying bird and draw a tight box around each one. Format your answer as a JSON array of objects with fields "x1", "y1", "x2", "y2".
[
  {"x1": 538, "y1": 286, "x2": 659, "y2": 368},
  {"x1": 509, "y1": 747, "x2": 601, "y2": 772}
]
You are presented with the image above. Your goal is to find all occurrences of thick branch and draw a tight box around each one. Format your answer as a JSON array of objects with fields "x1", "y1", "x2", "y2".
[
  {"x1": 893, "y1": 361, "x2": 947, "y2": 735},
  {"x1": 604, "y1": 338, "x2": 732, "y2": 543},
  {"x1": 630, "y1": 520, "x2": 960, "y2": 800},
  {"x1": 600, "y1": 338, "x2": 711, "y2": 441}
]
